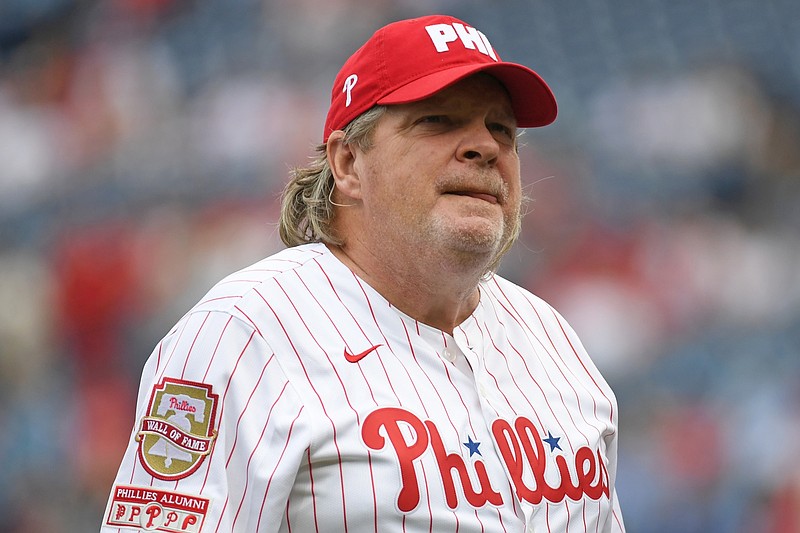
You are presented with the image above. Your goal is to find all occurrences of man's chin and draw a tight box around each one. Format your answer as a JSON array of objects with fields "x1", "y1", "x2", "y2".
[
  {"x1": 443, "y1": 228, "x2": 506, "y2": 262},
  {"x1": 423, "y1": 214, "x2": 510, "y2": 262}
]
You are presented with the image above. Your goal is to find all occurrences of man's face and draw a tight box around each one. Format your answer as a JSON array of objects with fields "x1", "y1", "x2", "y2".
[{"x1": 351, "y1": 74, "x2": 522, "y2": 269}]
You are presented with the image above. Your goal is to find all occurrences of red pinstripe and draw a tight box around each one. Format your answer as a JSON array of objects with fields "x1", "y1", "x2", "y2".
[
  {"x1": 273, "y1": 273, "x2": 378, "y2": 531},
  {"x1": 250, "y1": 379, "x2": 295, "y2": 527},
  {"x1": 566, "y1": 499, "x2": 572, "y2": 531},
  {"x1": 201, "y1": 314, "x2": 235, "y2": 382},
  {"x1": 288, "y1": 269, "x2": 382, "y2": 530},
  {"x1": 400, "y1": 322, "x2": 470, "y2": 531},
  {"x1": 234, "y1": 304, "x2": 263, "y2": 337},
  {"x1": 492, "y1": 302, "x2": 596, "y2": 447},
  {"x1": 358, "y1": 280, "x2": 431, "y2": 417},
  {"x1": 529, "y1": 304, "x2": 606, "y2": 442},
  {"x1": 224, "y1": 354, "x2": 274, "y2": 468},
  {"x1": 154, "y1": 315, "x2": 194, "y2": 384},
  {"x1": 551, "y1": 307, "x2": 615, "y2": 425},
  {"x1": 198, "y1": 294, "x2": 241, "y2": 307},
  {"x1": 197, "y1": 326, "x2": 257, "y2": 493},
  {"x1": 420, "y1": 463, "x2": 434, "y2": 532},
  {"x1": 179, "y1": 312, "x2": 211, "y2": 378},
  {"x1": 209, "y1": 327, "x2": 256, "y2": 422},
  {"x1": 438, "y1": 334, "x2": 514, "y2": 533},
  {"x1": 613, "y1": 509, "x2": 624, "y2": 531},
  {"x1": 258, "y1": 288, "x2": 351, "y2": 532},
  {"x1": 254, "y1": 407, "x2": 305, "y2": 531},
  {"x1": 482, "y1": 284, "x2": 592, "y2": 451},
  {"x1": 438, "y1": 341, "x2": 480, "y2": 439},
  {"x1": 155, "y1": 338, "x2": 163, "y2": 369},
  {"x1": 401, "y1": 320, "x2": 459, "y2": 435},
  {"x1": 314, "y1": 259, "x2": 393, "y2": 406},
  {"x1": 304, "y1": 448, "x2": 319, "y2": 533},
  {"x1": 228, "y1": 373, "x2": 288, "y2": 531},
  {"x1": 499, "y1": 285, "x2": 609, "y2": 435},
  {"x1": 462, "y1": 322, "x2": 574, "y2": 451},
  {"x1": 493, "y1": 275, "x2": 614, "y2": 426}
]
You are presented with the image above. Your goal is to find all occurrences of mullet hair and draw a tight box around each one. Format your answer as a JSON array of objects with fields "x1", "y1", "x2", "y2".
[{"x1": 279, "y1": 106, "x2": 387, "y2": 247}]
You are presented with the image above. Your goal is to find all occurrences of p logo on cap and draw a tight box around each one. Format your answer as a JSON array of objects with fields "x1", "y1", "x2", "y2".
[
  {"x1": 323, "y1": 14, "x2": 557, "y2": 142},
  {"x1": 343, "y1": 74, "x2": 358, "y2": 107}
]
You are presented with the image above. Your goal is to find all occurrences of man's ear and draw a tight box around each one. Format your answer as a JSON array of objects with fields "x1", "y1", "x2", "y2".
[{"x1": 327, "y1": 131, "x2": 363, "y2": 202}]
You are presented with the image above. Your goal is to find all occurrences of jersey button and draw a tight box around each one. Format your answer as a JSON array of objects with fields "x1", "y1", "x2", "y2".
[
  {"x1": 442, "y1": 348, "x2": 457, "y2": 363},
  {"x1": 478, "y1": 383, "x2": 489, "y2": 399}
]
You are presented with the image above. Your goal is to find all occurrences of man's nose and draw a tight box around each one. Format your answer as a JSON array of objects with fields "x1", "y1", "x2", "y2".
[{"x1": 456, "y1": 122, "x2": 500, "y2": 166}]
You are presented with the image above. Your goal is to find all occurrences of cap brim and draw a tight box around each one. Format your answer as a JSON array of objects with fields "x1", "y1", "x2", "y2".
[{"x1": 376, "y1": 62, "x2": 557, "y2": 127}]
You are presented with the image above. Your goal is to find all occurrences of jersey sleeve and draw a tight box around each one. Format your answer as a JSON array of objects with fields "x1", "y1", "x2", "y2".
[{"x1": 100, "y1": 308, "x2": 310, "y2": 533}]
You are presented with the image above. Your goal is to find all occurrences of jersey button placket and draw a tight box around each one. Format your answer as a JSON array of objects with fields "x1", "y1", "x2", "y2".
[
  {"x1": 442, "y1": 347, "x2": 457, "y2": 363},
  {"x1": 462, "y1": 345, "x2": 494, "y2": 405},
  {"x1": 478, "y1": 381, "x2": 490, "y2": 399}
]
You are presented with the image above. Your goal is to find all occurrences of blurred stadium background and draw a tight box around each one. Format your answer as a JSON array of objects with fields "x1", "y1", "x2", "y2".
[{"x1": 1, "y1": 0, "x2": 799, "y2": 531}]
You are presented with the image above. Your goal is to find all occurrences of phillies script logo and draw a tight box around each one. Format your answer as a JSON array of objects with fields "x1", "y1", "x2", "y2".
[
  {"x1": 136, "y1": 378, "x2": 219, "y2": 480},
  {"x1": 361, "y1": 407, "x2": 610, "y2": 511}
]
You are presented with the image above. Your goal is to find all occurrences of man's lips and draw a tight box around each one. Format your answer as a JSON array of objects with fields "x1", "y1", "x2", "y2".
[{"x1": 448, "y1": 191, "x2": 499, "y2": 204}]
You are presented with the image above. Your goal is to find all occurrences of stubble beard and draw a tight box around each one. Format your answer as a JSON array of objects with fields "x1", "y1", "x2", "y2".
[
  {"x1": 422, "y1": 193, "x2": 521, "y2": 274},
  {"x1": 365, "y1": 167, "x2": 522, "y2": 276}
]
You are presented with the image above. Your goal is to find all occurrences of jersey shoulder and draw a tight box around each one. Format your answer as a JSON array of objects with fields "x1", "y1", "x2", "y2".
[
  {"x1": 479, "y1": 274, "x2": 578, "y2": 344},
  {"x1": 480, "y1": 273, "x2": 611, "y2": 383},
  {"x1": 481, "y1": 273, "x2": 554, "y2": 313},
  {"x1": 189, "y1": 242, "x2": 328, "y2": 315}
]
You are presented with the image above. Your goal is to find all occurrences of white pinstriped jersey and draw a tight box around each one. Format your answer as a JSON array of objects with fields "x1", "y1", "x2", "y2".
[{"x1": 102, "y1": 242, "x2": 625, "y2": 532}]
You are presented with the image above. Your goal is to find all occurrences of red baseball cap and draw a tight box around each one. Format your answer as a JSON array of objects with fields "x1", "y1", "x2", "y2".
[{"x1": 323, "y1": 14, "x2": 557, "y2": 141}]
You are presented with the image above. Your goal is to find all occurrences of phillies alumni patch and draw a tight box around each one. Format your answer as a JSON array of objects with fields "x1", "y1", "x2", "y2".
[
  {"x1": 105, "y1": 485, "x2": 209, "y2": 532},
  {"x1": 136, "y1": 378, "x2": 218, "y2": 480}
]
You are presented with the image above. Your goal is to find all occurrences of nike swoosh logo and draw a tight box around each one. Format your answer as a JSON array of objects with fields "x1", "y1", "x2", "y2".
[{"x1": 344, "y1": 344, "x2": 382, "y2": 363}]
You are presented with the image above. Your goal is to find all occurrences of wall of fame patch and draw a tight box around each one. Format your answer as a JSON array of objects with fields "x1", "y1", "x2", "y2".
[
  {"x1": 136, "y1": 378, "x2": 219, "y2": 480},
  {"x1": 105, "y1": 485, "x2": 210, "y2": 532}
]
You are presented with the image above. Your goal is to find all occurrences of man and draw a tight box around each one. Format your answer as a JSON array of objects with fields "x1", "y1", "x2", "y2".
[{"x1": 102, "y1": 14, "x2": 625, "y2": 532}]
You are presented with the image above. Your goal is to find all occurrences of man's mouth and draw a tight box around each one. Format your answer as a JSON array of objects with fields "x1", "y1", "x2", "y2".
[{"x1": 449, "y1": 191, "x2": 499, "y2": 204}]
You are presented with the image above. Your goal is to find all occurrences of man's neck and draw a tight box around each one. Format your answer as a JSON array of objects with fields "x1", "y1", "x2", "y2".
[{"x1": 326, "y1": 242, "x2": 486, "y2": 335}]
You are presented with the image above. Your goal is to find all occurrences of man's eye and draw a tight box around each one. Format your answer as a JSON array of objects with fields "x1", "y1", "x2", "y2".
[
  {"x1": 419, "y1": 115, "x2": 447, "y2": 124},
  {"x1": 489, "y1": 123, "x2": 514, "y2": 138}
]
